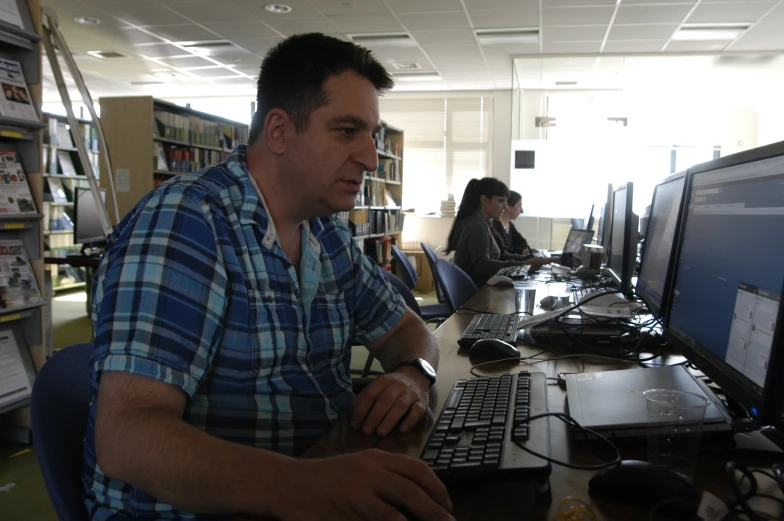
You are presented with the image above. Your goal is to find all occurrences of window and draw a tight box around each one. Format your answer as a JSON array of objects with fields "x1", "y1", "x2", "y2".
[{"x1": 380, "y1": 97, "x2": 493, "y2": 214}]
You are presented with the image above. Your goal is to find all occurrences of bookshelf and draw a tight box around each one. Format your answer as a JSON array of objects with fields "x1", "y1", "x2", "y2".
[
  {"x1": 0, "y1": 0, "x2": 46, "y2": 443},
  {"x1": 98, "y1": 96, "x2": 249, "y2": 221},
  {"x1": 339, "y1": 122, "x2": 404, "y2": 268},
  {"x1": 41, "y1": 112, "x2": 100, "y2": 292}
]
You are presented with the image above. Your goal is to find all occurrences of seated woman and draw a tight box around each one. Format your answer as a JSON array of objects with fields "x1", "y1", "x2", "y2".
[
  {"x1": 491, "y1": 190, "x2": 531, "y2": 256},
  {"x1": 446, "y1": 178, "x2": 549, "y2": 288}
]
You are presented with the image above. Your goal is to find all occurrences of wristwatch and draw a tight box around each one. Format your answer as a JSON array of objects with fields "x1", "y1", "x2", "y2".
[{"x1": 394, "y1": 358, "x2": 436, "y2": 387}]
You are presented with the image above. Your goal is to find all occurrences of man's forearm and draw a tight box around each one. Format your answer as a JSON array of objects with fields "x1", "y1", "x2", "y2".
[
  {"x1": 96, "y1": 407, "x2": 295, "y2": 518},
  {"x1": 374, "y1": 313, "x2": 439, "y2": 373}
]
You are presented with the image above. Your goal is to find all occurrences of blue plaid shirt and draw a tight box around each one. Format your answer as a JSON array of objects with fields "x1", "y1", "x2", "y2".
[{"x1": 82, "y1": 145, "x2": 406, "y2": 520}]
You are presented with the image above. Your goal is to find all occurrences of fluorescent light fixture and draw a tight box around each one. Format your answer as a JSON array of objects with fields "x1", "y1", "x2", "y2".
[
  {"x1": 475, "y1": 28, "x2": 539, "y2": 45},
  {"x1": 348, "y1": 33, "x2": 417, "y2": 47},
  {"x1": 392, "y1": 62, "x2": 422, "y2": 70},
  {"x1": 672, "y1": 24, "x2": 751, "y2": 41},
  {"x1": 393, "y1": 71, "x2": 441, "y2": 82},
  {"x1": 74, "y1": 16, "x2": 100, "y2": 25},
  {"x1": 264, "y1": 4, "x2": 292, "y2": 13}
]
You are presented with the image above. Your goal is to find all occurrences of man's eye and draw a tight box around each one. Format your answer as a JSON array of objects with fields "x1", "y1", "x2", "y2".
[{"x1": 339, "y1": 128, "x2": 356, "y2": 136}]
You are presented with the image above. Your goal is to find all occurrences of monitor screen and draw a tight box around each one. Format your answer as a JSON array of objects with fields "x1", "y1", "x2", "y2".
[
  {"x1": 584, "y1": 204, "x2": 595, "y2": 232},
  {"x1": 74, "y1": 187, "x2": 108, "y2": 245},
  {"x1": 598, "y1": 183, "x2": 613, "y2": 247},
  {"x1": 666, "y1": 148, "x2": 784, "y2": 417},
  {"x1": 636, "y1": 172, "x2": 687, "y2": 317},
  {"x1": 607, "y1": 183, "x2": 635, "y2": 292},
  {"x1": 562, "y1": 229, "x2": 593, "y2": 255}
]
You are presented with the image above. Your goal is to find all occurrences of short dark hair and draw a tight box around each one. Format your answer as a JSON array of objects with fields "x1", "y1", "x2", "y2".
[
  {"x1": 446, "y1": 178, "x2": 509, "y2": 253},
  {"x1": 247, "y1": 33, "x2": 394, "y2": 145},
  {"x1": 507, "y1": 190, "x2": 522, "y2": 207}
]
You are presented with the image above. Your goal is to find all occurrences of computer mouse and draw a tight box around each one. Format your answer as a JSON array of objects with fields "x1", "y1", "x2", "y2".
[
  {"x1": 487, "y1": 275, "x2": 514, "y2": 286},
  {"x1": 589, "y1": 460, "x2": 700, "y2": 516},
  {"x1": 469, "y1": 338, "x2": 521, "y2": 361}
]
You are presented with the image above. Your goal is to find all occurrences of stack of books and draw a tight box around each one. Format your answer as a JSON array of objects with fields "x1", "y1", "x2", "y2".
[{"x1": 440, "y1": 198, "x2": 456, "y2": 217}]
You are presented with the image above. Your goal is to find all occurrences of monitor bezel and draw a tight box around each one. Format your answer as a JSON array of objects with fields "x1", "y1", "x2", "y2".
[
  {"x1": 73, "y1": 186, "x2": 108, "y2": 246},
  {"x1": 663, "y1": 140, "x2": 784, "y2": 419},
  {"x1": 606, "y1": 182, "x2": 635, "y2": 293},
  {"x1": 584, "y1": 203, "x2": 595, "y2": 233},
  {"x1": 635, "y1": 170, "x2": 689, "y2": 318},
  {"x1": 599, "y1": 183, "x2": 613, "y2": 248}
]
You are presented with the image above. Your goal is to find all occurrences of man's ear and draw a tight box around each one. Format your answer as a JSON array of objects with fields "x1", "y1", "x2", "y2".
[{"x1": 263, "y1": 108, "x2": 290, "y2": 155}]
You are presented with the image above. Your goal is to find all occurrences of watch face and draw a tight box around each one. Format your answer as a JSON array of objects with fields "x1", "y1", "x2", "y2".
[{"x1": 417, "y1": 358, "x2": 436, "y2": 380}]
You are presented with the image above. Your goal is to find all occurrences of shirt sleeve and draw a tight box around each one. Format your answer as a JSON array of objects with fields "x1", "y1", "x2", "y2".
[
  {"x1": 91, "y1": 187, "x2": 229, "y2": 396},
  {"x1": 347, "y1": 240, "x2": 406, "y2": 346}
]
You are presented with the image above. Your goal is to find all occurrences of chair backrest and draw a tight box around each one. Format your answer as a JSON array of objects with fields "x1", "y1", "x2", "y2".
[
  {"x1": 31, "y1": 342, "x2": 94, "y2": 521},
  {"x1": 390, "y1": 245, "x2": 418, "y2": 290},
  {"x1": 420, "y1": 242, "x2": 445, "y2": 303},
  {"x1": 381, "y1": 268, "x2": 422, "y2": 316},
  {"x1": 433, "y1": 259, "x2": 478, "y2": 315}
]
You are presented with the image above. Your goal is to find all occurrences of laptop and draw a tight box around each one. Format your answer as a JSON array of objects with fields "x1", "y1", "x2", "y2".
[
  {"x1": 565, "y1": 365, "x2": 733, "y2": 438},
  {"x1": 535, "y1": 229, "x2": 594, "y2": 268}
]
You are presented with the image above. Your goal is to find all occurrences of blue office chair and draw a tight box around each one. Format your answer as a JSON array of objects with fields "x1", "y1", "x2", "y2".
[
  {"x1": 30, "y1": 342, "x2": 94, "y2": 521},
  {"x1": 390, "y1": 246, "x2": 449, "y2": 322},
  {"x1": 433, "y1": 259, "x2": 478, "y2": 315},
  {"x1": 420, "y1": 242, "x2": 447, "y2": 305}
]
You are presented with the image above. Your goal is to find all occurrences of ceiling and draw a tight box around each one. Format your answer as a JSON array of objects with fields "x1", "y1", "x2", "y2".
[{"x1": 39, "y1": 0, "x2": 784, "y2": 101}]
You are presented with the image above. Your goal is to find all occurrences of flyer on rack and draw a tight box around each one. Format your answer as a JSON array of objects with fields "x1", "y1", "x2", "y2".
[
  {"x1": 0, "y1": 239, "x2": 41, "y2": 310},
  {"x1": 0, "y1": 58, "x2": 38, "y2": 122},
  {"x1": 0, "y1": 150, "x2": 36, "y2": 215},
  {"x1": 0, "y1": 0, "x2": 24, "y2": 29},
  {"x1": 0, "y1": 329, "x2": 32, "y2": 410}
]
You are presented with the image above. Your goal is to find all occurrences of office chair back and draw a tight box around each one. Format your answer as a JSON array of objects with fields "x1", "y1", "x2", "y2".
[
  {"x1": 390, "y1": 245, "x2": 418, "y2": 290},
  {"x1": 381, "y1": 268, "x2": 422, "y2": 315},
  {"x1": 433, "y1": 259, "x2": 478, "y2": 315},
  {"x1": 30, "y1": 342, "x2": 94, "y2": 521},
  {"x1": 420, "y1": 242, "x2": 446, "y2": 303}
]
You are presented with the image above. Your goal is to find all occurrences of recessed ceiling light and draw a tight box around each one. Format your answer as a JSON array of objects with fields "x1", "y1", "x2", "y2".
[
  {"x1": 74, "y1": 16, "x2": 100, "y2": 25},
  {"x1": 672, "y1": 23, "x2": 751, "y2": 41},
  {"x1": 475, "y1": 28, "x2": 539, "y2": 45},
  {"x1": 349, "y1": 33, "x2": 417, "y2": 47},
  {"x1": 392, "y1": 62, "x2": 421, "y2": 70},
  {"x1": 264, "y1": 4, "x2": 292, "y2": 14}
]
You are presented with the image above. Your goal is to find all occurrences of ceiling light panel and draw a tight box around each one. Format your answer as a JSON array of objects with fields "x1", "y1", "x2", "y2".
[
  {"x1": 349, "y1": 33, "x2": 416, "y2": 46},
  {"x1": 673, "y1": 24, "x2": 751, "y2": 40}
]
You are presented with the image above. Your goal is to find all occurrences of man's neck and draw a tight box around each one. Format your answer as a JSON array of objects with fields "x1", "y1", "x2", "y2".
[{"x1": 246, "y1": 144, "x2": 304, "y2": 241}]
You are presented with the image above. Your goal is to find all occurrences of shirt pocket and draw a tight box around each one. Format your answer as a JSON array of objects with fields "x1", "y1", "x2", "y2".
[{"x1": 308, "y1": 291, "x2": 351, "y2": 380}]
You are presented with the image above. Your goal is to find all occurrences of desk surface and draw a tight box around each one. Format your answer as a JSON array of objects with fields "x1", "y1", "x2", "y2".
[
  {"x1": 44, "y1": 254, "x2": 101, "y2": 268},
  {"x1": 309, "y1": 279, "x2": 784, "y2": 520}
]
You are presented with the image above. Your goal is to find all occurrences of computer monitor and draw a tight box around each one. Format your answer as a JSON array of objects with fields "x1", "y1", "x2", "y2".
[
  {"x1": 635, "y1": 171, "x2": 688, "y2": 318},
  {"x1": 74, "y1": 187, "x2": 108, "y2": 247},
  {"x1": 607, "y1": 183, "x2": 637, "y2": 294},
  {"x1": 584, "y1": 204, "x2": 595, "y2": 232},
  {"x1": 598, "y1": 183, "x2": 613, "y2": 247},
  {"x1": 665, "y1": 140, "x2": 784, "y2": 420},
  {"x1": 561, "y1": 228, "x2": 594, "y2": 267}
]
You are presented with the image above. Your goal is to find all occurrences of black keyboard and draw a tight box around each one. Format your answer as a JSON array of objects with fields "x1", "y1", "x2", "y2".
[
  {"x1": 420, "y1": 373, "x2": 551, "y2": 483},
  {"x1": 457, "y1": 313, "x2": 520, "y2": 348},
  {"x1": 496, "y1": 265, "x2": 531, "y2": 280}
]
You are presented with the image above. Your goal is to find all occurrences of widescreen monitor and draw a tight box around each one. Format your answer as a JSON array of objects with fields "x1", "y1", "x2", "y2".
[
  {"x1": 665, "y1": 140, "x2": 784, "y2": 420},
  {"x1": 607, "y1": 183, "x2": 636, "y2": 294},
  {"x1": 598, "y1": 183, "x2": 613, "y2": 248},
  {"x1": 635, "y1": 170, "x2": 688, "y2": 318},
  {"x1": 74, "y1": 187, "x2": 108, "y2": 246}
]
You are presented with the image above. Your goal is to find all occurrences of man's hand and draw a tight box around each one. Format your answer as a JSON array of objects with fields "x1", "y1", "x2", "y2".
[
  {"x1": 277, "y1": 449, "x2": 452, "y2": 521},
  {"x1": 351, "y1": 368, "x2": 430, "y2": 436},
  {"x1": 524, "y1": 257, "x2": 548, "y2": 270}
]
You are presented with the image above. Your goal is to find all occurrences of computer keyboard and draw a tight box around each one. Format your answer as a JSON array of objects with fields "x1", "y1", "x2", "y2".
[
  {"x1": 495, "y1": 265, "x2": 531, "y2": 280},
  {"x1": 420, "y1": 372, "x2": 551, "y2": 483},
  {"x1": 457, "y1": 313, "x2": 520, "y2": 348}
]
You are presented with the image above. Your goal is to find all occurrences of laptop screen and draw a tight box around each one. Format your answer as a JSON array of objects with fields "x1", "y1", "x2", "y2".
[{"x1": 667, "y1": 152, "x2": 784, "y2": 413}]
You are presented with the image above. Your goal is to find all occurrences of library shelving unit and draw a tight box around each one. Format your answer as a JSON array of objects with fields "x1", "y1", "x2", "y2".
[
  {"x1": 98, "y1": 96, "x2": 249, "y2": 221},
  {"x1": 0, "y1": 0, "x2": 46, "y2": 443},
  {"x1": 340, "y1": 121, "x2": 404, "y2": 268},
  {"x1": 41, "y1": 112, "x2": 100, "y2": 292}
]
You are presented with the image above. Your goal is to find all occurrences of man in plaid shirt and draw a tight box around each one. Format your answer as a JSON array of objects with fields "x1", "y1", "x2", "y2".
[{"x1": 82, "y1": 33, "x2": 453, "y2": 521}]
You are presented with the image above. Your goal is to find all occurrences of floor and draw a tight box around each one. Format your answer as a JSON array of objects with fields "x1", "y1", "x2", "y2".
[{"x1": 0, "y1": 287, "x2": 440, "y2": 521}]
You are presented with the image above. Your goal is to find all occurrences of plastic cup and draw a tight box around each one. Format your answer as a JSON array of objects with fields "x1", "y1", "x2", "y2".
[{"x1": 643, "y1": 389, "x2": 709, "y2": 481}]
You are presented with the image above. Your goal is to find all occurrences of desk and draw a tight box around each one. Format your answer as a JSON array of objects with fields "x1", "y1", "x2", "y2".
[
  {"x1": 308, "y1": 281, "x2": 784, "y2": 520},
  {"x1": 44, "y1": 254, "x2": 100, "y2": 313}
]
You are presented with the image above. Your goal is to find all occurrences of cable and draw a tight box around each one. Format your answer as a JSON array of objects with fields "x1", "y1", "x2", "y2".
[
  {"x1": 726, "y1": 461, "x2": 784, "y2": 521},
  {"x1": 511, "y1": 412, "x2": 622, "y2": 471}
]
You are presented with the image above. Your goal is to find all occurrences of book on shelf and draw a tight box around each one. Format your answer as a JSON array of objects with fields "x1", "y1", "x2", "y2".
[
  {"x1": 154, "y1": 141, "x2": 169, "y2": 172},
  {"x1": 57, "y1": 150, "x2": 77, "y2": 176},
  {"x1": 0, "y1": 0, "x2": 25, "y2": 29},
  {"x1": 46, "y1": 178, "x2": 68, "y2": 203},
  {"x1": 0, "y1": 59, "x2": 38, "y2": 122},
  {"x1": 55, "y1": 122, "x2": 74, "y2": 148},
  {"x1": 47, "y1": 204, "x2": 73, "y2": 231},
  {"x1": 0, "y1": 327, "x2": 33, "y2": 411},
  {"x1": 0, "y1": 150, "x2": 36, "y2": 215},
  {"x1": 0, "y1": 239, "x2": 42, "y2": 310}
]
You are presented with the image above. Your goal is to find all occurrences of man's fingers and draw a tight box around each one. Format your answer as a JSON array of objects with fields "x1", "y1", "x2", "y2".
[
  {"x1": 398, "y1": 400, "x2": 427, "y2": 433},
  {"x1": 383, "y1": 454, "x2": 453, "y2": 512},
  {"x1": 361, "y1": 384, "x2": 403, "y2": 435},
  {"x1": 351, "y1": 379, "x2": 391, "y2": 429},
  {"x1": 378, "y1": 474, "x2": 453, "y2": 521},
  {"x1": 376, "y1": 393, "x2": 418, "y2": 436}
]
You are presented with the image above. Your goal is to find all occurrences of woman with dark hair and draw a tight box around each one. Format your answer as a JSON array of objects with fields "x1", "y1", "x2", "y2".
[
  {"x1": 446, "y1": 178, "x2": 548, "y2": 287},
  {"x1": 491, "y1": 190, "x2": 532, "y2": 256}
]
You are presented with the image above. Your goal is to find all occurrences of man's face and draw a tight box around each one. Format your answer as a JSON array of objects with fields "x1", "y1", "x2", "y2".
[
  {"x1": 508, "y1": 199, "x2": 523, "y2": 219},
  {"x1": 282, "y1": 71, "x2": 381, "y2": 218}
]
